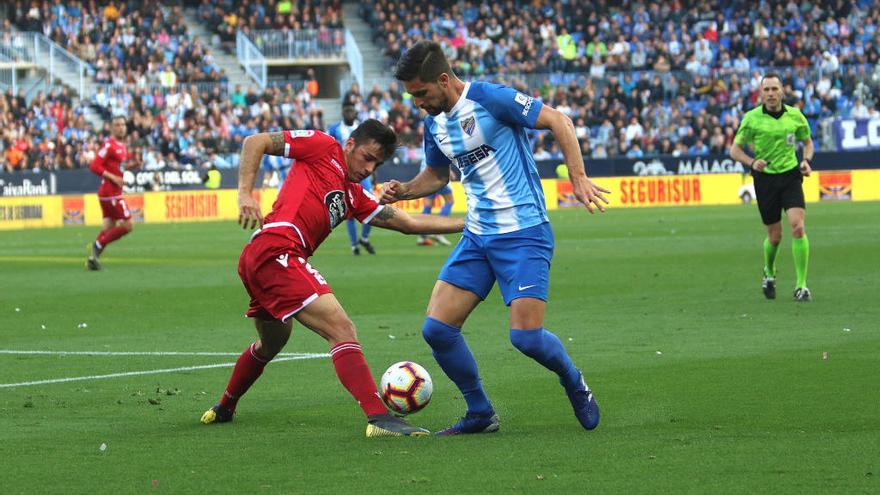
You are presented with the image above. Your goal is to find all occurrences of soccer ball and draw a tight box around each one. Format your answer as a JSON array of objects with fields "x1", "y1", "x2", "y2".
[{"x1": 379, "y1": 361, "x2": 433, "y2": 415}]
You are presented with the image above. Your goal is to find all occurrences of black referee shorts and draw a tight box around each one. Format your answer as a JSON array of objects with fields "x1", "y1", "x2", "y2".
[{"x1": 752, "y1": 167, "x2": 805, "y2": 225}]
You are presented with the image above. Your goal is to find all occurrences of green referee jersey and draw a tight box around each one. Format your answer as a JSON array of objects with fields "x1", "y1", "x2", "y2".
[{"x1": 734, "y1": 104, "x2": 811, "y2": 174}]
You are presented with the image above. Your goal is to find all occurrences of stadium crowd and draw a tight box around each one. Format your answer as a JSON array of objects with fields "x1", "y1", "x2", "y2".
[
  {"x1": 6, "y1": 1, "x2": 231, "y2": 85},
  {"x1": 0, "y1": 87, "x2": 106, "y2": 172},
  {"x1": 359, "y1": 0, "x2": 880, "y2": 159},
  {"x1": 364, "y1": 0, "x2": 878, "y2": 75},
  {"x1": 1, "y1": 0, "x2": 327, "y2": 172},
  {"x1": 194, "y1": 0, "x2": 344, "y2": 51},
  {"x1": 2, "y1": 0, "x2": 878, "y2": 171}
]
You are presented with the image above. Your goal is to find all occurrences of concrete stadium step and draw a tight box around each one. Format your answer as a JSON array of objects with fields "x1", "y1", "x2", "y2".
[
  {"x1": 342, "y1": 2, "x2": 391, "y2": 91},
  {"x1": 317, "y1": 97, "x2": 342, "y2": 126},
  {"x1": 81, "y1": 103, "x2": 105, "y2": 130}
]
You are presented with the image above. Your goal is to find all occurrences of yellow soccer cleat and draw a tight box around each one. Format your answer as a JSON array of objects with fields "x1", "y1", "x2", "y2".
[
  {"x1": 201, "y1": 404, "x2": 234, "y2": 424},
  {"x1": 365, "y1": 413, "x2": 429, "y2": 437}
]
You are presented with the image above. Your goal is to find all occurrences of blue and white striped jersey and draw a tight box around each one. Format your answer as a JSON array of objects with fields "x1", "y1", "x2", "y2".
[
  {"x1": 327, "y1": 120, "x2": 360, "y2": 146},
  {"x1": 423, "y1": 81, "x2": 547, "y2": 235}
]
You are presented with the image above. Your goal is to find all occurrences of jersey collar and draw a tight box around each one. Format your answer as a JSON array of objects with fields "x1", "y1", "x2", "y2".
[
  {"x1": 761, "y1": 104, "x2": 785, "y2": 119},
  {"x1": 447, "y1": 81, "x2": 471, "y2": 116}
]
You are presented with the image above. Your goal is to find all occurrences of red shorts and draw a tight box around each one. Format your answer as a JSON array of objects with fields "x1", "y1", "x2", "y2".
[
  {"x1": 238, "y1": 232, "x2": 333, "y2": 322},
  {"x1": 99, "y1": 196, "x2": 131, "y2": 221}
]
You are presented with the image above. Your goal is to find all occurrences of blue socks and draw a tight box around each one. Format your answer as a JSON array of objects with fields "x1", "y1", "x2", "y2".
[
  {"x1": 345, "y1": 219, "x2": 370, "y2": 247},
  {"x1": 422, "y1": 317, "x2": 492, "y2": 414},
  {"x1": 509, "y1": 328, "x2": 580, "y2": 390},
  {"x1": 439, "y1": 201, "x2": 453, "y2": 216},
  {"x1": 345, "y1": 219, "x2": 358, "y2": 247},
  {"x1": 422, "y1": 319, "x2": 581, "y2": 414}
]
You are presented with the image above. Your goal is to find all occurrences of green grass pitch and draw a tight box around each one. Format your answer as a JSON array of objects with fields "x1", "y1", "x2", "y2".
[{"x1": 1, "y1": 202, "x2": 878, "y2": 493}]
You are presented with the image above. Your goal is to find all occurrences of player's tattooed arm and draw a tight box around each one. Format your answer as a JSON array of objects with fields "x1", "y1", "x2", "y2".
[
  {"x1": 369, "y1": 205, "x2": 464, "y2": 234},
  {"x1": 238, "y1": 133, "x2": 282, "y2": 229},
  {"x1": 368, "y1": 205, "x2": 398, "y2": 228},
  {"x1": 238, "y1": 132, "x2": 287, "y2": 195},
  {"x1": 266, "y1": 132, "x2": 286, "y2": 156}
]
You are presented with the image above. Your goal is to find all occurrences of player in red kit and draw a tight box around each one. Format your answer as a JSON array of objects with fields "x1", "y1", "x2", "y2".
[
  {"x1": 87, "y1": 116, "x2": 132, "y2": 270},
  {"x1": 201, "y1": 120, "x2": 464, "y2": 437}
]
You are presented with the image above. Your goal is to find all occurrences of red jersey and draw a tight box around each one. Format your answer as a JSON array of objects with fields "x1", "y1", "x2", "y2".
[
  {"x1": 259, "y1": 130, "x2": 382, "y2": 256},
  {"x1": 90, "y1": 137, "x2": 128, "y2": 197}
]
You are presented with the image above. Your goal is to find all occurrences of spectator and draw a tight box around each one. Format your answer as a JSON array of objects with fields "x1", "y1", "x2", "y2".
[{"x1": 851, "y1": 99, "x2": 871, "y2": 119}]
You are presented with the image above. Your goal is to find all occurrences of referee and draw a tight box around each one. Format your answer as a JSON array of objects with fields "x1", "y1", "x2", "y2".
[{"x1": 730, "y1": 72, "x2": 814, "y2": 302}]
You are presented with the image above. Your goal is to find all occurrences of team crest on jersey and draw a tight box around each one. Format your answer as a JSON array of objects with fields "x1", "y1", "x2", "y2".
[
  {"x1": 786, "y1": 133, "x2": 795, "y2": 146},
  {"x1": 460, "y1": 116, "x2": 476, "y2": 136},
  {"x1": 325, "y1": 190, "x2": 346, "y2": 228}
]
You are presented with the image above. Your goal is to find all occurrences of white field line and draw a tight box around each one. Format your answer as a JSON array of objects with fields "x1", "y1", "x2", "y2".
[
  {"x1": 0, "y1": 350, "x2": 328, "y2": 357},
  {"x1": 0, "y1": 353, "x2": 329, "y2": 389}
]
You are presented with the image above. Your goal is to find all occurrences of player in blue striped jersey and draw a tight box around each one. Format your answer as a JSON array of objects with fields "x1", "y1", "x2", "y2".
[{"x1": 381, "y1": 41, "x2": 610, "y2": 434}]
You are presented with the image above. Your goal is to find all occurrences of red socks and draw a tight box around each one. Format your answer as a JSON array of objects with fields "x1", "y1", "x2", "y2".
[
  {"x1": 217, "y1": 341, "x2": 388, "y2": 417},
  {"x1": 96, "y1": 226, "x2": 130, "y2": 251},
  {"x1": 219, "y1": 342, "x2": 269, "y2": 412},
  {"x1": 330, "y1": 341, "x2": 388, "y2": 417}
]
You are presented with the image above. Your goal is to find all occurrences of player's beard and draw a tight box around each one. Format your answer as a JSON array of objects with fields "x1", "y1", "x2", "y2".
[{"x1": 424, "y1": 99, "x2": 446, "y2": 116}]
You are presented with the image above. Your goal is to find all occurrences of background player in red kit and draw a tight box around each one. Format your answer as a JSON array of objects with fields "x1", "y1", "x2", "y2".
[
  {"x1": 201, "y1": 120, "x2": 464, "y2": 437},
  {"x1": 87, "y1": 115, "x2": 132, "y2": 270}
]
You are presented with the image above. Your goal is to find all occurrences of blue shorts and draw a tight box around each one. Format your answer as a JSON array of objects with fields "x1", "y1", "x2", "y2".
[{"x1": 438, "y1": 222, "x2": 553, "y2": 305}]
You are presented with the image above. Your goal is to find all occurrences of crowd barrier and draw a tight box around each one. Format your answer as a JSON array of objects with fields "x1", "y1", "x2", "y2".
[
  {"x1": 2, "y1": 171, "x2": 878, "y2": 231},
  {"x1": 3, "y1": 151, "x2": 877, "y2": 199}
]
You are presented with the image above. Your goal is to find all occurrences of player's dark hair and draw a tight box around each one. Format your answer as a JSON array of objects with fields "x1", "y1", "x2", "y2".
[
  {"x1": 393, "y1": 40, "x2": 451, "y2": 83},
  {"x1": 761, "y1": 72, "x2": 783, "y2": 85},
  {"x1": 342, "y1": 101, "x2": 355, "y2": 110},
  {"x1": 111, "y1": 115, "x2": 127, "y2": 124},
  {"x1": 350, "y1": 119, "x2": 397, "y2": 161}
]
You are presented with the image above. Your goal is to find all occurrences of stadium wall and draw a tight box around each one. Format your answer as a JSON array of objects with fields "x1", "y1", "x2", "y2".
[
  {"x1": 2, "y1": 172, "x2": 878, "y2": 231},
  {"x1": 1, "y1": 151, "x2": 876, "y2": 199},
  {"x1": 369, "y1": 150, "x2": 880, "y2": 183}
]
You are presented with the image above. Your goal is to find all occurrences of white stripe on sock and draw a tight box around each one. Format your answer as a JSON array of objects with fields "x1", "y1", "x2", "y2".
[{"x1": 330, "y1": 343, "x2": 361, "y2": 356}]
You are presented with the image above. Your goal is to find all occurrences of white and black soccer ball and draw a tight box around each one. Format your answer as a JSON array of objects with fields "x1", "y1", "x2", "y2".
[{"x1": 379, "y1": 361, "x2": 433, "y2": 415}]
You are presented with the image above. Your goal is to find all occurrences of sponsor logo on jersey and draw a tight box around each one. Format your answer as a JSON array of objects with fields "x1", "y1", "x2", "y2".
[
  {"x1": 324, "y1": 190, "x2": 346, "y2": 228},
  {"x1": 289, "y1": 130, "x2": 314, "y2": 138},
  {"x1": 276, "y1": 253, "x2": 289, "y2": 267},
  {"x1": 330, "y1": 158, "x2": 344, "y2": 175},
  {"x1": 460, "y1": 116, "x2": 476, "y2": 136},
  {"x1": 453, "y1": 144, "x2": 496, "y2": 170}
]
